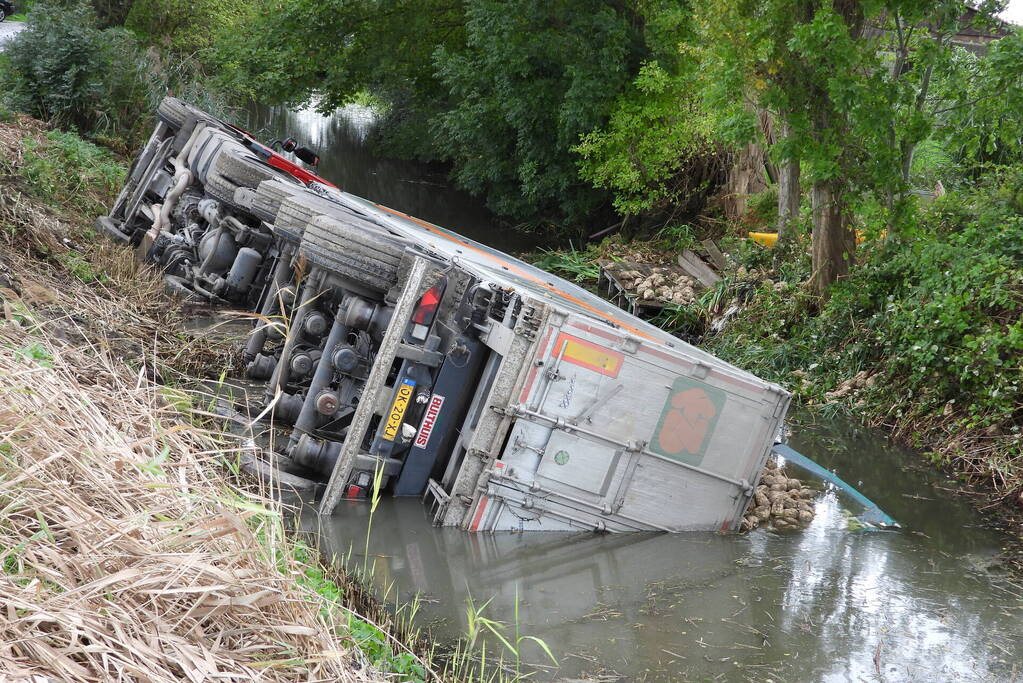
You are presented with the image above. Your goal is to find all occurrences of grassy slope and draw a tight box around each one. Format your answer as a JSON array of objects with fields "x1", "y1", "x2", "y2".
[{"x1": 0, "y1": 114, "x2": 438, "y2": 680}]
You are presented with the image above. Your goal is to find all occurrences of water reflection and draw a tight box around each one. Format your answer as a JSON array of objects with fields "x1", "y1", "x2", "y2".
[
  {"x1": 306, "y1": 412, "x2": 1023, "y2": 681},
  {"x1": 244, "y1": 103, "x2": 540, "y2": 253}
]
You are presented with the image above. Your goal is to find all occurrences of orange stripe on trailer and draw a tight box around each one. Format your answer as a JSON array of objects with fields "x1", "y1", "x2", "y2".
[
  {"x1": 376, "y1": 205, "x2": 659, "y2": 343},
  {"x1": 553, "y1": 333, "x2": 623, "y2": 378},
  {"x1": 469, "y1": 496, "x2": 490, "y2": 531}
]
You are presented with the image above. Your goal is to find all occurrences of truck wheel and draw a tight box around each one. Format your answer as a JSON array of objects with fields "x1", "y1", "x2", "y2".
[
  {"x1": 204, "y1": 171, "x2": 241, "y2": 208},
  {"x1": 216, "y1": 152, "x2": 284, "y2": 189},
  {"x1": 306, "y1": 215, "x2": 403, "y2": 267},
  {"x1": 251, "y1": 179, "x2": 307, "y2": 223},
  {"x1": 205, "y1": 151, "x2": 299, "y2": 211},
  {"x1": 275, "y1": 194, "x2": 334, "y2": 241},
  {"x1": 157, "y1": 97, "x2": 200, "y2": 130},
  {"x1": 300, "y1": 214, "x2": 404, "y2": 292}
]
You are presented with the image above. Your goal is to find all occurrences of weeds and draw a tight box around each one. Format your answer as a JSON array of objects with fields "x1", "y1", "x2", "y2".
[
  {"x1": 531, "y1": 244, "x2": 601, "y2": 283},
  {"x1": 19, "y1": 131, "x2": 125, "y2": 217}
]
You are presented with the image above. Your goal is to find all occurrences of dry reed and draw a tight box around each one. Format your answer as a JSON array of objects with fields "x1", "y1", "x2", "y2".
[{"x1": 0, "y1": 116, "x2": 393, "y2": 681}]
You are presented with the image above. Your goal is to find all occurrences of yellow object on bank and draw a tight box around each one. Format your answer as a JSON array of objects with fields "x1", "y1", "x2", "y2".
[
  {"x1": 748, "y1": 232, "x2": 778, "y2": 247},
  {"x1": 747, "y1": 230, "x2": 877, "y2": 248}
]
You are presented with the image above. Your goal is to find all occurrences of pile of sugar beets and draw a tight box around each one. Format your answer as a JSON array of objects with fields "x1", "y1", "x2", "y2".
[
  {"x1": 741, "y1": 460, "x2": 817, "y2": 531},
  {"x1": 612, "y1": 266, "x2": 698, "y2": 306}
]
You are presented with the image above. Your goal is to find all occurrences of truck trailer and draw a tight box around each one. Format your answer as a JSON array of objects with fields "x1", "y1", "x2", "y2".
[{"x1": 97, "y1": 98, "x2": 790, "y2": 532}]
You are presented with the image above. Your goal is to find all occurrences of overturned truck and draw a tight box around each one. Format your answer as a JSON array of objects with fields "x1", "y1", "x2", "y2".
[{"x1": 98, "y1": 98, "x2": 790, "y2": 532}]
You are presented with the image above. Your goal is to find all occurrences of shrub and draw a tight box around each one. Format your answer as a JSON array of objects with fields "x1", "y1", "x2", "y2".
[
  {"x1": 1, "y1": 2, "x2": 234, "y2": 148},
  {"x1": 19, "y1": 130, "x2": 126, "y2": 216},
  {"x1": 707, "y1": 168, "x2": 1023, "y2": 470},
  {"x1": 126, "y1": 0, "x2": 250, "y2": 57},
  {"x1": 1, "y1": 3, "x2": 155, "y2": 143}
]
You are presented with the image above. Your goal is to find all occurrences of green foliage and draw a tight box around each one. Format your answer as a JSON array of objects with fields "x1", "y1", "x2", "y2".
[
  {"x1": 696, "y1": 0, "x2": 998, "y2": 231},
  {"x1": 346, "y1": 613, "x2": 426, "y2": 680},
  {"x1": 656, "y1": 223, "x2": 699, "y2": 252},
  {"x1": 531, "y1": 245, "x2": 601, "y2": 284},
  {"x1": 707, "y1": 171, "x2": 1023, "y2": 450},
  {"x1": 745, "y1": 186, "x2": 779, "y2": 226},
  {"x1": 910, "y1": 138, "x2": 957, "y2": 188},
  {"x1": 576, "y1": 60, "x2": 719, "y2": 215},
  {"x1": 126, "y1": 0, "x2": 250, "y2": 56},
  {"x1": 290, "y1": 543, "x2": 426, "y2": 680},
  {"x1": 212, "y1": 0, "x2": 466, "y2": 161},
  {"x1": 16, "y1": 343, "x2": 54, "y2": 367},
  {"x1": 0, "y1": 3, "x2": 155, "y2": 141},
  {"x1": 932, "y1": 31, "x2": 1023, "y2": 174},
  {"x1": 433, "y1": 0, "x2": 644, "y2": 220},
  {"x1": 1, "y1": 2, "x2": 233, "y2": 147},
  {"x1": 215, "y1": 0, "x2": 679, "y2": 223},
  {"x1": 574, "y1": 5, "x2": 725, "y2": 217},
  {"x1": 57, "y1": 251, "x2": 106, "y2": 283},
  {"x1": 18, "y1": 130, "x2": 125, "y2": 215}
]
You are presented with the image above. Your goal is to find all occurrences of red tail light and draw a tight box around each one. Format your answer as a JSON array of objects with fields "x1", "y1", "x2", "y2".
[{"x1": 412, "y1": 284, "x2": 444, "y2": 326}]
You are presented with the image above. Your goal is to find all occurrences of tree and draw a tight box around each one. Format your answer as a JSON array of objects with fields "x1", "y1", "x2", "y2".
[
  {"x1": 574, "y1": 3, "x2": 723, "y2": 221},
  {"x1": 696, "y1": 0, "x2": 1002, "y2": 296},
  {"x1": 213, "y1": 0, "x2": 467, "y2": 160},
  {"x1": 932, "y1": 29, "x2": 1023, "y2": 174},
  {"x1": 432, "y1": 0, "x2": 647, "y2": 221}
]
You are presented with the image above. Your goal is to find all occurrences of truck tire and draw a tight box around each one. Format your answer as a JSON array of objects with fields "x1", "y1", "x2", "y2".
[
  {"x1": 275, "y1": 193, "x2": 342, "y2": 242},
  {"x1": 299, "y1": 214, "x2": 404, "y2": 292},
  {"x1": 216, "y1": 152, "x2": 283, "y2": 189},
  {"x1": 305, "y1": 215, "x2": 403, "y2": 267},
  {"x1": 250, "y1": 180, "x2": 306, "y2": 223},
  {"x1": 157, "y1": 97, "x2": 201, "y2": 130},
  {"x1": 204, "y1": 171, "x2": 240, "y2": 207}
]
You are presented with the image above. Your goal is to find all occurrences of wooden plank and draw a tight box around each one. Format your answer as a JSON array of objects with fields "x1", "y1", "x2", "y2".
[
  {"x1": 700, "y1": 239, "x2": 728, "y2": 270},
  {"x1": 677, "y1": 250, "x2": 721, "y2": 288}
]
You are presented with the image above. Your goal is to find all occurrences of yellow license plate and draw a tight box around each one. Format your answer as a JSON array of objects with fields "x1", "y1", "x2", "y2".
[{"x1": 382, "y1": 379, "x2": 416, "y2": 441}]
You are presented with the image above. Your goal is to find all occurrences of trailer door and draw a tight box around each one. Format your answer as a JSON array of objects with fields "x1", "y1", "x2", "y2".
[{"x1": 476, "y1": 316, "x2": 787, "y2": 532}]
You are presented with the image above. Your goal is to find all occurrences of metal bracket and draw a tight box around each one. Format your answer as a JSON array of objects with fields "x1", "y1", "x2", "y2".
[
  {"x1": 320, "y1": 256, "x2": 430, "y2": 515},
  {"x1": 395, "y1": 342, "x2": 444, "y2": 367}
]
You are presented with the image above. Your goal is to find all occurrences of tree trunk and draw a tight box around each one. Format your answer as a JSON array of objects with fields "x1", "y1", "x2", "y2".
[
  {"x1": 810, "y1": 181, "x2": 856, "y2": 298},
  {"x1": 777, "y1": 123, "x2": 800, "y2": 243}
]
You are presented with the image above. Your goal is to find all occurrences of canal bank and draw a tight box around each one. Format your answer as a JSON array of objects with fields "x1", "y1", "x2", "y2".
[{"x1": 0, "y1": 114, "x2": 429, "y2": 680}]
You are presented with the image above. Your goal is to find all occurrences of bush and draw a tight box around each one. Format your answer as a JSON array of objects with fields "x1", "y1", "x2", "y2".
[
  {"x1": 706, "y1": 170, "x2": 1023, "y2": 488},
  {"x1": 745, "y1": 186, "x2": 778, "y2": 227},
  {"x1": 19, "y1": 130, "x2": 126, "y2": 216},
  {"x1": 126, "y1": 0, "x2": 251, "y2": 57},
  {"x1": 1, "y1": 3, "x2": 155, "y2": 143},
  {"x1": 1, "y1": 2, "x2": 234, "y2": 148}
]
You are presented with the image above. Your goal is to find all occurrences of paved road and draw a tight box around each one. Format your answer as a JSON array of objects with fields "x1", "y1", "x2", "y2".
[{"x1": 0, "y1": 20, "x2": 25, "y2": 46}]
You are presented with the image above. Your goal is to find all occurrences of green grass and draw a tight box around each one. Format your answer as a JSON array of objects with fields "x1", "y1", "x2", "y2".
[
  {"x1": 530, "y1": 244, "x2": 601, "y2": 283},
  {"x1": 18, "y1": 131, "x2": 125, "y2": 216},
  {"x1": 57, "y1": 251, "x2": 107, "y2": 283}
]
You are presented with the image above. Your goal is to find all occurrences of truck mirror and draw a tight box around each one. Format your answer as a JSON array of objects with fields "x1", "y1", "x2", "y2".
[{"x1": 295, "y1": 146, "x2": 320, "y2": 166}]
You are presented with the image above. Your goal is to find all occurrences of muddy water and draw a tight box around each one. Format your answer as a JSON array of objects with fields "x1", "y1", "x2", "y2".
[
  {"x1": 303, "y1": 412, "x2": 1023, "y2": 682},
  {"x1": 244, "y1": 103, "x2": 540, "y2": 253},
  {"x1": 242, "y1": 103, "x2": 1022, "y2": 680}
]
